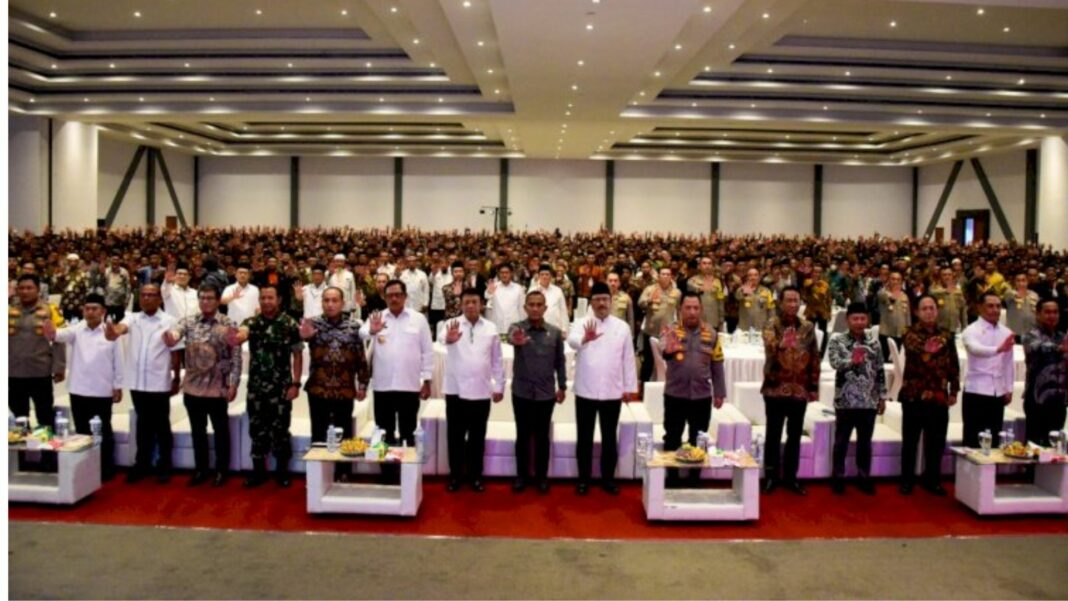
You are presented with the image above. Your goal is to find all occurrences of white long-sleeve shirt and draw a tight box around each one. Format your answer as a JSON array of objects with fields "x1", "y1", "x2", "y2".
[
  {"x1": 400, "y1": 268, "x2": 430, "y2": 312},
  {"x1": 54, "y1": 321, "x2": 124, "y2": 397},
  {"x1": 442, "y1": 316, "x2": 505, "y2": 399},
  {"x1": 567, "y1": 314, "x2": 637, "y2": 400},
  {"x1": 161, "y1": 282, "x2": 199, "y2": 321},
  {"x1": 430, "y1": 270, "x2": 452, "y2": 311},
  {"x1": 222, "y1": 282, "x2": 259, "y2": 326},
  {"x1": 328, "y1": 269, "x2": 357, "y2": 312},
  {"x1": 529, "y1": 282, "x2": 568, "y2": 334},
  {"x1": 303, "y1": 282, "x2": 327, "y2": 319},
  {"x1": 486, "y1": 281, "x2": 526, "y2": 333},
  {"x1": 359, "y1": 307, "x2": 434, "y2": 392},
  {"x1": 962, "y1": 318, "x2": 1016, "y2": 397},
  {"x1": 119, "y1": 310, "x2": 179, "y2": 393}
]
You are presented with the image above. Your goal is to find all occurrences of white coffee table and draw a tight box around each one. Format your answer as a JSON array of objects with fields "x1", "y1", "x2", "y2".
[
  {"x1": 953, "y1": 447, "x2": 1068, "y2": 515},
  {"x1": 642, "y1": 450, "x2": 760, "y2": 521},
  {"x1": 304, "y1": 446, "x2": 423, "y2": 516},
  {"x1": 9, "y1": 435, "x2": 101, "y2": 505}
]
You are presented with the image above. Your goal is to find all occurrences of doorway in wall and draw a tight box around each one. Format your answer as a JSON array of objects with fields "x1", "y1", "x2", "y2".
[{"x1": 951, "y1": 210, "x2": 990, "y2": 245}]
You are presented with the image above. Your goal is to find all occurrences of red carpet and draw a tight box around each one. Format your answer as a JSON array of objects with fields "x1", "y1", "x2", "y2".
[{"x1": 9, "y1": 474, "x2": 1067, "y2": 541}]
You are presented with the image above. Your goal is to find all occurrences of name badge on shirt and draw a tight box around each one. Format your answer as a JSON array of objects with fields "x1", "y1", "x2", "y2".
[{"x1": 378, "y1": 335, "x2": 387, "y2": 345}]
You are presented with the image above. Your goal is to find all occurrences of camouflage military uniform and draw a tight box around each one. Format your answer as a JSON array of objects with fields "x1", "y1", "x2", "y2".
[{"x1": 243, "y1": 312, "x2": 303, "y2": 462}]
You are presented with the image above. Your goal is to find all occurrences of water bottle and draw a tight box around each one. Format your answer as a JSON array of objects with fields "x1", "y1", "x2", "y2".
[
  {"x1": 1003, "y1": 429, "x2": 1015, "y2": 449},
  {"x1": 414, "y1": 426, "x2": 426, "y2": 462},
  {"x1": 636, "y1": 432, "x2": 651, "y2": 474},
  {"x1": 8, "y1": 413, "x2": 15, "y2": 432},
  {"x1": 997, "y1": 429, "x2": 1009, "y2": 449},
  {"x1": 89, "y1": 415, "x2": 103, "y2": 446},
  {"x1": 696, "y1": 430, "x2": 709, "y2": 452},
  {"x1": 55, "y1": 409, "x2": 69, "y2": 440},
  {"x1": 751, "y1": 434, "x2": 765, "y2": 465},
  {"x1": 979, "y1": 429, "x2": 993, "y2": 455},
  {"x1": 326, "y1": 424, "x2": 339, "y2": 453},
  {"x1": 749, "y1": 327, "x2": 757, "y2": 345}
]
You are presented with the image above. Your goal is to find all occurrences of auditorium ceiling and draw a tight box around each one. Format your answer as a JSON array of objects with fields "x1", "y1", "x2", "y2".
[{"x1": 8, "y1": 0, "x2": 1068, "y2": 165}]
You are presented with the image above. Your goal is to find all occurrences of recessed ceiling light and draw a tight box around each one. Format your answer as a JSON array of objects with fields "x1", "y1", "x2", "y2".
[
  {"x1": 49, "y1": 11, "x2": 57, "y2": 18},
  {"x1": 133, "y1": 11, "x2": 142, "y2": 18},
  {"x1": 341, "y1": 9, "x2": 348, "y2": 16},
  {"x1": 985, "y1": 112, "x2": 991, "y2": 117},
  {"x1": 577, "y1": 60, "x2": 585, "y2": 66},
  {"x1": 609, "y1": 130, "x2": 615, "y2": 134},
  {"x1": 366, "y1": 62, "x2": 373, "y2": 68},
  {"x1": 138, "y1": 97, "x2": 145, "y2": 102},
  {"x1": 391, "y1": 6, "x2": 398, "y2": 13},
  {"x1": 413, "y1": 38, "x2": 420, "y2": 44},
  {"x1": 762, "y1": 12, "x2": 770, "y2": 19},
  {"x1": 477, "y1": 40, "x2": 485, "y2": 46},
  {"x1": 255, "y1": 9, "x2": 262, "y2": 15},
  {"x1": 767, "y1": 68, "x2": 774, "y2": 74},
  {"x1": 50, "y1": 63, "x2": 57, "y2": 69},
  {"x1": 674, "y1": 44, "x2": 683, "y2": 50},
  {"x1": 109, "y1": 63, "x2": 116, "y2": 69},
  {"x1": 823, "y1": 105, "x2": 829, "y2": 110},
  {"x1": 567, "y1": 102, "x2": 573, "y2": 108},
  {"x1": 463, "y1": 0, "x2": 472, "y2": 7},
  {"x1": 728, "y1": 44, "x2": 735, "y2": 50},
  {"x1": 209, "y1": 96, "x2": 215, "y2": 101},
  {"x1": 287, "y1": 63, "x2": 294, "y2": 68},
  {"x1": 305, "y1": 97, "x2": 311, "y2": 102},
  {"x1": 184, "y1": 62, "x2": 191, "y2": 68},
  {"x1": 845, "y1": 71, "x2": 852, "y2": 76},
  {"x1": 586, "y1": 24, "x2": 593, "y2": 31},
  {"x1": 977, "y1": 7, "x2": 985, "y2": 15},
  {"x1": 493, "y1": 89, "x2": 500, "y2": 95},
  {"x1": 917, "y1": 109, "x2": 924, "y2": 114},
  {"x1": 437, "y1": 97, "x2": 444, "y2": 102},
  {"x1": 29, "y1": 98, "x2": 35, "y2": 103},
  {"x1": 429, "y1": 62, "x2": 436, "y2": 68},
  {"x1": 1017, "y1": 78, "x2": 1026, "y2": 85},
  {"x1": 889, "y1": 20, "x2": 897, "y2": 27},
  {"x1": 179, "y1": 135, "x2": 184, "y2": 139},
  {"x1": 83, "y1": 97, "x2": 89, "y2": 102},
  {"x1": 565, "y1": 111, "x2": 571, "y2": 116},
  {"x1": 704, "y1": 65, "x2": 711, "y2": 72},
  {"x1": 379, "y1": 97, "x2": 385, "y2": 102},
  {"x1": 691, "y1": 102, "x2": 697, "y2": 107},
  {"x1": 1041, "y1": 113, "x2": 1046, "y2": 118},
  {"x1": 945, "y1": 75, "x2": 952, "y2": 80},
  {"x1": 750, "y1": 103, "x2": 756, "y2": 108},
  {"x1": 486, "y1": 68, "x2": 494, "y2": 74},
  {"x1": 654, "y1": 71, "x2": 661, "y2": 77},
  {"x1": 571, "y1": 84, "x2": 579, "y2": 91},
  {"x1": 703, "y1": 6, "x2": 711, "y2": 13}
]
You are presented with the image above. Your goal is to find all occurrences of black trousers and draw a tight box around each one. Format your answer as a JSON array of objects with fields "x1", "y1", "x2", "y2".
[
  {"x1": 445, "y1": 396, "x2": 491, "y2": 481},
  {"x1": 878, "y1": 334, "x2": 902, "y2": 364},
  {"x1": 131, "y1": 390, "x2": 172, "y2": 474},
  {"x1": 428, "y1": 309, "x2": 445, "y2": 340},
  {"x1": 832, "y1": 408, "x2": 877, "y2": 480},
  {"x1": 900, "y1": 401, "x2": 949, "y2": 487},
  {"x1": 1024, "y1": 400, "x2": 1067, "y2": 447},
  {"x1": 664, "y1": 395, "x2": 712, "y2": 483},
  {"x1": 308, "y1": 396, "x2": 355, "y2": 442},
  {"x1": 639, "y1": 333, "x2": 656, "y2": 383},
  {"x1": 962, "y1": 392, "x2": 1005, "y2": 448},
  {"x1": 9, "y1": 377, "x2": 55, "y2": 429},
  {"x1": 374, "y1": 391, "x2": 421, "y2": 447},
  {"x1": 106, "y1": 305, "x2": 126, "y2": 323},
  {"x1": 811, "y1": 316, "x2": 829, "y2": 358},
  {"x1": 725, "y1": 316, "x2": 739, "y2": 334},
  {"x1": 69, "y1": 394, "x2": 115, "y2": 476},
  {"x1": 513, "y1": 396, "x2": 555, "y2": 481},
  {"x1": 763, "y1": 396, "x2": 807, "y2": 481},
  {"x1": 183, "y1": 394, "x2": 230, "y2": 474},
  {"x1": 575, "y1": 397, "x2": 622, "y2": 484}
]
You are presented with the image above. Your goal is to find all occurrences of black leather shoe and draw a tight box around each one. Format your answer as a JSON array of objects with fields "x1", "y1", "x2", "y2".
[
  {"x1": 899, "y1": 483, "x2": 914, "y2": 496},
  {"x1": 923, "y1": 483, "x2": 948, "y2": 496},
  {"x1": 446, "y1": 479, "x2": 462, "y2": 492},
  {"x1": 762, "y1": 478, "x2": 778, "y2": 495},
  {"x1": 857, "y1": 480, "x2": 876, "y2": 496},
  {"x1": 831, "y1": 479, "x2": 846, "y2": 495},
  {"x1": 512, "y1": 478, "x2": 527, "y2": 493},
  {"x1": 575, "y1": 482, "x2": 589, "y2": 496},
  {"x1": 537, "y1": 480, "x2": 551, "y2": 495},
  {"x1": 126, "y1": 470, "x2": 146, "y2": 484},
  {"x1": 275, "y1": 470, "x2": 291, "y2": 488},
  {"x1": 187, "y1": 471, "x2": 210, "y2": 487},
  {"x1": 784, "y1": 480, "x2": 807, "y2": 496},
  {"x1": 601, "y1": 482, "x2": 620, "y2": 495},
  {"x1": 471, "y1": 479, "x2": 486, "y2": 493},
  {"x1": 212, "y1": 472, "x2": 229, "y2": 487}
]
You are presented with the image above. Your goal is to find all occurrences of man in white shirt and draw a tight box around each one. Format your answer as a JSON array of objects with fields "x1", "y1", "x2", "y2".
[
  {"x1": 107, "y1": 283, "x2": 182, "y2": 483},
  {"x1": 300, "y1": 264, "x2": 328, "y2": 320},
  {"x1": 43, "y1": 294, "x2": 124, "y2": 480},
  {"x1": 399, "y1": 255, "x2": 430, "y2": 314},
  {"x1": 221, "y1": 264, "x2": 260, "y2": 327},
  {"x1": 429, "y1": 259, "x2": 452, "y2": 339},
  {"x1": 328, "y1": 254, "x2": 358, "y2": 318},
  {"x1": 566, "y1": 282, "x2": 638, "y2": 496},
  {"x1": 161, "y1": 265, "x2": 199, "y2": 320},
  {"x1": 360, "y1": 278, "x2": 434, "y2": 484},
  {"x1": 486, "y1": 263, "x2": 526, "y2": 333},
  {"x1": 961, "y1": 291, "x2": 1017, "y2": 447},
  {"x1": 441, "y1": 289, "x2": 505, "y2": 492},
  {"x1": 530, "y1": 264, "x2": 569, "y2": 334}
]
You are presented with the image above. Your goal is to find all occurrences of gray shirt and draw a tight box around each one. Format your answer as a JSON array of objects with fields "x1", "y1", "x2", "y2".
[
  {"x1": 663, "y1": 323, "x2": 728, "y2": 400},
  {"x1": 508, "y1": 319, "x2": 567, "y2": 401}
]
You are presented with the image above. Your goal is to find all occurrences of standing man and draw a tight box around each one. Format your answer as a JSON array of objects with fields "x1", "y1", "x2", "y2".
[
  {"x1": 360, "y1": 280, "x2": 434, "y2": 483},
  {"x1": 328, "y1": 254, "x2": 358, "y2": 320},
  {"x1": 898, "y1": 295, "x2": 960, "y2": 496},
  {"x1": 486, "y1": 263, "x2": 526, "y2": 334},
  {"x1": 1004, "y1": 273, "x2": 1039, "y2": 341},
  {"x1": 103, "y1": 256, "x2": 132, "y2": 323},
  {"x1": 236, "y1": 285, "x2": 303, "y2": 488},
  {"x1": 961, "y1": 291, "x2": 1016, "y2": 447},
  {"x1": 760, "y1": 286, "x2": 820, "y2": 495},
  {"x1": 877, "y1": 272, "x2": 911, "y2": 360},
  {"x1": 55, "y1": 253, "x2": 91, "y2": 322},
  {"x1": 9, "y1": 274, "x2": 65, "y2": 430},
  {"x1": 442, "y1": 289, "x2": 505, "y2": 492},
  {"x1": 43, "y1": 294, "x2": 123, "y2": 480},
  {"x1": 163, "y1": 285, "x2": 242, "y2": 487},
  {"x1": 300, "y1": 287, "x2": 370, "y2": 481},
  {"x1": 801, "y1": 264, "x2": 832, "y2": 357},
  {"x1": 567, "y1": 282, "x2": 638, "y2": 496},
  {"x1": 687, "y1": 256, "x2": 725, "y2": 332},
  {"x1": 638, "y1": 267, "x2": 681, "y2": 386},
  {"x1": 161, "y1": 264, "x2": 199, "y2": 321},
  {"x1": 659, "y1": 292, "x2": 727, "y2": 487},
  {"x1": 108, "y1": 283, "x2": 181, "y2": 483},
  {"x1": 607, "y1": 271, "x2": 635, "y2": 333},
  {"x1": 826, "y1": 302, "x2": 887, "y2": 495},
  {"x1": 299, "y1": 264, "x2": 328, "y2": 320},
  {"x1": 508, "y1": 290, "x2": 568, "y2": 494},
  {"x1": 429, "y1": 258, "x2": 452, "y2": 339},
  {"x1": 221, "y1": 264, "x2": 260, "y2": 328},
  {"x1": 399, "y1": 255, "x2": 430, "y2": 314},
  {"x1": 736, "y1": 268, "x2": 776, "y2": 333},
  {"x1": 530, "y1": 264, "x2": 569, "y2": 334},
  {"x1": 1021, "y1": 299, "x2": 1067, "y2": 447},
  {"x1": 721, "y1": 260, "x2": 742, "y2": 334},
  {"x1": 929, "y1": 266, "x2": 968, "y2": 333}
]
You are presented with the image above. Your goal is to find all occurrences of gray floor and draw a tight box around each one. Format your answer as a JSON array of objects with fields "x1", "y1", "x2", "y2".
[{"x1": 8, "y1": 521, "x2": 1068, "y2": 600}]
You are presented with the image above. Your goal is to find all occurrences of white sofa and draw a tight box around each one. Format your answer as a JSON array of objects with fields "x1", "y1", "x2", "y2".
[
  {"x1": 432, "y1": 381, "x2": 526, "y2": 478},
  {"x1": 732, "y1": 381, "x2": 833, "y2": 479},
  {"x1": 50, "y1": 385, "x2": 135, "y2": 468},
  {"x1": 548, "y1": 389, "x2": 641, "y2": 480},
  {"x1": 818, "y1": 379, "x2": 904, "y2": 477},
  {"x1": 627, "y1": 381, "x2": 750, "y2": 480}
]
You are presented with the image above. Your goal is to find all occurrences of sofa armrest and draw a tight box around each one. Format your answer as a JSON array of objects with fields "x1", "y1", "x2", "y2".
[
  {"x1": 882, "y1": 402, "x2": 903, "y2": 433},
  {"x1": 804, "y1": 406, "x2": 835, "y2": 479}
]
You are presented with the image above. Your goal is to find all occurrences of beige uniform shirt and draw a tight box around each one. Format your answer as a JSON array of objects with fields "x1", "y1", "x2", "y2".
[
  {"x1": 610, "y1": 291, "x2": 634, "y2": 333},
  {"x1": 638, "y1": 284, "x2": 680, "y2": 336},
  {"x1": 877, "y1": 289, "x2": 912, "y2": 337},
  {"x1": 1003, "y1": 290, "x2": 1039, "y2": 337},
  {"x1": 736, "y1": 286, "x2": 775, "y2": 332},
  {"x1": 929, "y1": 284, "x2": 967, "y2": 332},
  {"x1": 687, "y1": 274, "x2": 725, "y2": 329}
]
